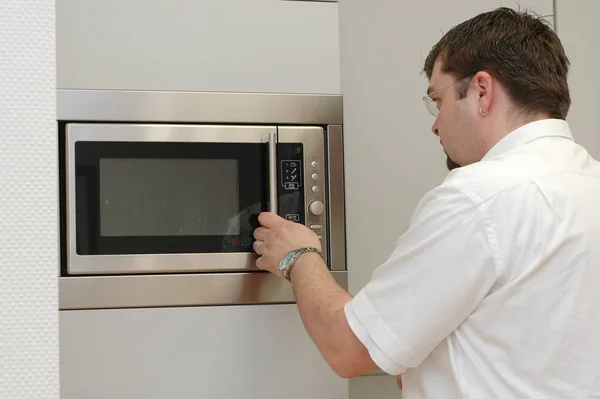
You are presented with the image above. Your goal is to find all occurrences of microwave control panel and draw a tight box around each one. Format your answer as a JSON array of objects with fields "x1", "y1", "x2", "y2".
[
  {"x1": 277, "y1": 127, "x2": 328, "y2": 266},
  {"x1": 277, "y1": 143, "x2": 305, "y2": 224}
]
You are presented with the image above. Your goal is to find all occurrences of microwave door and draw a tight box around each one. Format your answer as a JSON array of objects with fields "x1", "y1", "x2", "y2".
[{"x1": 65, "y1": 123, "x2": 276, "y2": 275}]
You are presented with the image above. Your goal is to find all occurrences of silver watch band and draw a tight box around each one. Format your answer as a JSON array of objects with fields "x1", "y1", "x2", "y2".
[{"x1": 280, "y1": 247, "x2": 322, "y2": 281}]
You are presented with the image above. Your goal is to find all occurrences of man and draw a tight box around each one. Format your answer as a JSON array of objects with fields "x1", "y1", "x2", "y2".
[{"x1": 252, "y1": 7, "x2": 600, "y2": 398}]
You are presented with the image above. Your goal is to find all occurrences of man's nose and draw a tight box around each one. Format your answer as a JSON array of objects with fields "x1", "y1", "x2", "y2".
[{"x1": 431, "y1": 120, "x2": 439, "y2": 136}]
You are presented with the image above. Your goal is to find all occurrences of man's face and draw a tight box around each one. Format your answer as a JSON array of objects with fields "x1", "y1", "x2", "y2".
[{"x1": 427, "y1": 60, "x2": 478, "y2": 170}]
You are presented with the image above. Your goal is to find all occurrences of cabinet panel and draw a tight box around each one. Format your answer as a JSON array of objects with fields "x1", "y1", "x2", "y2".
[
  {"x1": 556, "y1": 0, "x2": 600, "y2": 159},
  {"x1": 57, "y1": 0, "x2": 340, "y2": 94},
  {"x1": 60, "y1": 305, "x2": 348, "y2": 399}
]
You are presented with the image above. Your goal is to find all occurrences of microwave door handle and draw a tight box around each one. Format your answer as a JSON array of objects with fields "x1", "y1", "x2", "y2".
[{"x1": 267, "y1": 132, "x2": 278, "y2": 214}]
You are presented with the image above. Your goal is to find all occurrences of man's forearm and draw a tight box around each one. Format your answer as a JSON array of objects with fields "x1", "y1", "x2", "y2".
[{"x1": 289, "y1": 252, "x2": 376, "y2": 377}]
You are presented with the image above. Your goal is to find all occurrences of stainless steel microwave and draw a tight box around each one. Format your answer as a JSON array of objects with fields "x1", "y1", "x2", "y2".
[
  {"x1": 58, "y1": 90, "x2": 346, "y2": 309},
  {"x1": 65, "y1": 123, "x2": 329, "y2": 274}
]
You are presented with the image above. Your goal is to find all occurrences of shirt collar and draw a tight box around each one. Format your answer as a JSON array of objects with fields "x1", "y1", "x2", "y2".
[{"x1": 481, "y1": 119, "x2": 574, "y2": 161}]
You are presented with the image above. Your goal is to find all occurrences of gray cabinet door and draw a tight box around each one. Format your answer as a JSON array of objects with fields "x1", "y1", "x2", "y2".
[
  {"x1": 56, "y1": 0, "x2": 340, "y2": 94},
  {"x1": 557, "y1": 0, "x2": 600, "y2": 160},
  {"x1": 60, "y1": 305, "x2": 348, "y2": 399}
]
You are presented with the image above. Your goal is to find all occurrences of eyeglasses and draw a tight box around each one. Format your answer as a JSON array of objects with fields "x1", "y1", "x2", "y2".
[{"x1": 422, "y1": 75, "x2": 474, "y2": 117}]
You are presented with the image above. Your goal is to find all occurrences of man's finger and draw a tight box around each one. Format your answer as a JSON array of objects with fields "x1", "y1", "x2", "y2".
[
  {"x1": 253, "y1": 240, "x2": 262, "y2": 255},
  {"x1": 258, "y1": 212, "x2": 286, "y2": 228},
  {"x1": 253, "y1": 227, "x2": 268, "y2": 241},
  {"x1": 255, "y1": 256, "x2": 265, "y2": 271}
]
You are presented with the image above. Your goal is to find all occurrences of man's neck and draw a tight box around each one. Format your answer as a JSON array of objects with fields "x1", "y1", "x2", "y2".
[{"x1": 483, "y1": 111, "x2": 552, "y2": 157}]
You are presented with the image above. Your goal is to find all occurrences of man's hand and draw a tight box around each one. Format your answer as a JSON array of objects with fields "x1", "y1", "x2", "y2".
[{"x1": 252, "y1": 212, "x2": 321, "y2": 275}]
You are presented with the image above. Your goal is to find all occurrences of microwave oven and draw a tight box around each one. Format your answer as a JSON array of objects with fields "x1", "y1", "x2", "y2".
[
  {"x1": 58, "y1": 90, "x2": 346, "y2": 309},
  {"x1": 64, "y1": 123, "x2": 329, "y2": 274}
]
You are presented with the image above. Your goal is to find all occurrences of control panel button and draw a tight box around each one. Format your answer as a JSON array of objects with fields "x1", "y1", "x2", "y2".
[
  {"x1": 285, "y1": 214, "x2": 300, "y2": 222},
  {"x1": 311, "y1": 161, "x2": 318, "y2": 168},
  {"x1": 308, "y1": 200, "x2": 324, "y2": 216},
  {"x1": 310, "y1": 224, "x2": 322, "y2": 230},
  {"x1": 311, "y1": 173, "x2": 318, "y2": 180},
  {"x1": 311, "y1": 186, "x2": 320, "y2": 193},
  {"x1": 282, "y1": 160, "x2": 302, "y2": 191}
]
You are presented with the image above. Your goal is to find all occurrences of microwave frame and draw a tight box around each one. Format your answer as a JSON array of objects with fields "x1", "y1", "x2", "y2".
[{"x1": 57, "y1": 90, "x2": 347, "y2": 310}]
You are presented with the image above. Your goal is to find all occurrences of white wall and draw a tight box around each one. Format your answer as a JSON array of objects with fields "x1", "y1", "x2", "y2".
[
  {"x1": 556, "y1": 0, "x2": 600, "y2": 159},
  {"x1": 0, "y1": 1, "x2": 58, "y2": 399},
  {"x1": 57, "y1": 0, "x2": 340, "y2": 94},
  {"x1": 338, "y1": 0, "x2": 553, "y2": 397}
]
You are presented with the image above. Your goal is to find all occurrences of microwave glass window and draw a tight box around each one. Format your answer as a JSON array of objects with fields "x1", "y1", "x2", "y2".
[
  {"x1": 74, "y1": 141, "x2": 268, "y2": 255},
  {"x1": 99, "y1": 158, "x2": 240, "y2": 237}
]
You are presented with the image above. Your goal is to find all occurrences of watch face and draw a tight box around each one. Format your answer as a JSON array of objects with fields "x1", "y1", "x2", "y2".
[{"x1": 280, "y1": 251, "x2": 296, "y2": 270}]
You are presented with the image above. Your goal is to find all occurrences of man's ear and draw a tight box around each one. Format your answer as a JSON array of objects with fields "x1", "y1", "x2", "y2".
[{"x1": 474, "y1": 71, "x2": 493, "y2": 116}]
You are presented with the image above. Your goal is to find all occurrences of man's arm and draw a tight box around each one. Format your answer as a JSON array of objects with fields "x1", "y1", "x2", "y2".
[
  {"x1": 252, "y1": 212, "x2": 378, "y2": 378},
  {"x1": 289, "y1": 252, "x2": 378, "y2": 378}
]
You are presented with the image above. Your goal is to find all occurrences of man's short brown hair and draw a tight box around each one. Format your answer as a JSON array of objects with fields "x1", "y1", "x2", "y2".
[{"x1": 424, "y1": 7, "x2": 571, "y2": 120}]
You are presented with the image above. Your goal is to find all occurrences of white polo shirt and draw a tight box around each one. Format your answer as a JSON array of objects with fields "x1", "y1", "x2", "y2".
[{"x1": 345, "y1": 119, "x2": 600, "y2": 398}]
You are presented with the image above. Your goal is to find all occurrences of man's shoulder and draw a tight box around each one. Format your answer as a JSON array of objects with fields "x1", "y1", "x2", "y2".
[
  {"x1": 444, "y1": 140, "x2": 600, "y2": 205},
  {"x1": 441, "y1": 157, "x2": 539, "y2": 206}
]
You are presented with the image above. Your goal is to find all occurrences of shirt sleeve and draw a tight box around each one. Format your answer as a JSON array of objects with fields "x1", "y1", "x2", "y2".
[{"x1": 344, "y1": 182, "x2": 500, "y2": 375}]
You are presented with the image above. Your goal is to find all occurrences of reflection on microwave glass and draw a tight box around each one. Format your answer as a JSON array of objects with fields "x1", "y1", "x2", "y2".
[{"x1": 99, "y1": 158, "x2": 239, "y2": 237}]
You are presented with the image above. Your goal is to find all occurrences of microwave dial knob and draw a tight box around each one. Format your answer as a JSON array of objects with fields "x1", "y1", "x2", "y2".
[{"x1": 308, "y1": 200, "x2": 324, "y2": 216}]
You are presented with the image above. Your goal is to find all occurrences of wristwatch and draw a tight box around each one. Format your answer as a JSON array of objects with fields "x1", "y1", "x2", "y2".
[{"x1": 279, "y1": 247, "x2": 322, "y2": 281}]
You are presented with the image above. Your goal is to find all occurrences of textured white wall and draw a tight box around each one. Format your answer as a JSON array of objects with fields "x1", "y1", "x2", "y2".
[{"x1": 0, "y1": 2, "x2": 58, "y2": 399}]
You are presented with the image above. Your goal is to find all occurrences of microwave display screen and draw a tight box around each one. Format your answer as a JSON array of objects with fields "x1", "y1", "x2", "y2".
[{"x1": 99, "y1": 158, "x2": 239, "y2": 237}]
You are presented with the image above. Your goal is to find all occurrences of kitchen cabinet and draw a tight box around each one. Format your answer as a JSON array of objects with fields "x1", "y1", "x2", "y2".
[
  {"x1": 556, "y1": 0, "x2": 600, "y2": 159},
  {"x1": 57, "y1": 0, "x2": 340, "y2": 94}
]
